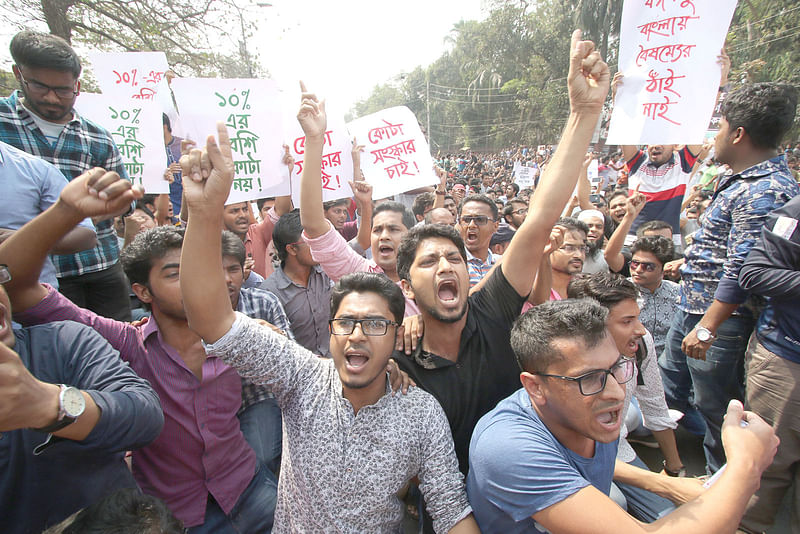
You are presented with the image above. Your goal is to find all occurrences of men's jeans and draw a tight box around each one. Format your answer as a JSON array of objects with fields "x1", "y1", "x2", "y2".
[
  {"x1": 238, "y1": 397, "x2": 282, "y2": 474},
  {"x1": 188, "y1": 463, "x2": 277, "y2": 534},
  {"x1": 58, "y1": 261, "x2": 132, "y2": 321},
  {"x1": 740, "y1": 341, "x2": 800, "y2": 534},
  {"x1": 659, "y1": 309, "x2": 753, "y2": 473},
  {"x1": 615, "y1": 456, "x2": 675, "y2": 523}
]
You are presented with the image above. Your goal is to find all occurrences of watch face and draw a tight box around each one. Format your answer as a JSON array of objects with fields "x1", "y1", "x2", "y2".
[
  {"x1": 62, "y1": 387, "x2": 85, "y2": 418},
  {"x1": 697, "y1": 329, "x2": 711, "y2": 342}
]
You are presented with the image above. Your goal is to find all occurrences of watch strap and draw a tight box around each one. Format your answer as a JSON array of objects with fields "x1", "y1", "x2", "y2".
[{"x1": 33, "y1": 385, "x2": 77, "y2": 434}]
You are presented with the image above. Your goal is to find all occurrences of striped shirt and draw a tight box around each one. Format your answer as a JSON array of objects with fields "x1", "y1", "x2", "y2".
[
  {"x1": 0, "y1": 91, "x2": 128, "y2": 277},
  {"x1": 467, "y1": 249, "x2": 500, "y2": 287},
  {"x1": 626, "y1": 147, "x2": 697, "y2": 245}
]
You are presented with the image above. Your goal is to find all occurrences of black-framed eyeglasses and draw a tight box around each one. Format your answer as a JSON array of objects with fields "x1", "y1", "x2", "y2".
[
  {"x1": 18, "y1": 71, "x2": 78, "y2": 99},
  {"x1": 0, "y1": 264, "x2": 10, "y2": 284},
  {"x1": 459, "y1": 215, "x2": 494, "y2": 226},
  {"x1": 534, "y1": 357, "x2": 635, "y2": 396},
  {"x1": 510, "y1": 208, "x2": 528, "y2": 216},
  {"x1": 329, "y1": 318, "x2": 398, "y2": 336},
  {"x1": 630, "y1": 260, "x2": 657, "y2": 272}
]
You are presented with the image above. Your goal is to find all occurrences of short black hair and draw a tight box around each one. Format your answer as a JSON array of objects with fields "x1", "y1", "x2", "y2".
[
  {"x1": 506, "y1": 183, "x2": 520, "y2": 195},
  {"x1": 721, "y1": 83, "x2": 798, "y2": 149},
  {"x1": 636, "y1": 219, "x2": 673, "y2": 237},
  {"x1": 330, "y1": 272, "x2": 405, "y2": 324},
  {"x1": 10, "y1": 31, "x2": 81, "y2": 78},
  {"x1": 162, "y1": 113, "x2": 171, "y2": 132},
  {"x1": 412, "y1": 192, "x2": 436, "y2": 218},
  {"x1": 396, "y1": 224, "x2": 467, "y2": 282},
  {"x1": 511, "y1": 299, "x2": 609, "y2": 373},
  {"x1": 631, "y1": 235, "x2": 674, "y2": 266},
  {"x1": 567, "y1": 272, "x2": 640, "y2": 309},
  {"x1": 503, "y1": 198, "x2": 527, "y2": 217},
  {"x1": 273, "y1": 209, "x2": 303, "y2": 266},
  {"x1": 374, "y1": 201, "x2": 415, "y2": 230},
  {"x1": 44, "y1": 488, "x2": 183, "y2": 534},
  {"x1": 120, "y1": 226, "x2": 184, "y2": 287},
  {"x1": 323, "y1": 198, "x2": 350, "y2": 211},
  {"x1": 556, "y1": 216, "x2": 589, "y2": 237},
  {"x1": 256, "y1": 197, "x2": 276, "y2": 212},
  {"x1": 221, "y1": 230, "x2": 246, "y2": 267},
  {"x1": 459, "y1": 193, "x2": 499, "y2": 220},
  {"x1": 606, "y1": 190, "x2": 629, "y2": 206}
]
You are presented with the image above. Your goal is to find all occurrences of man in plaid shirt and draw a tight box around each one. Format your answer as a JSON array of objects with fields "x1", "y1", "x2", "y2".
[{"x1": 0, "y1": 30, "x2": 132, "y2": 320}]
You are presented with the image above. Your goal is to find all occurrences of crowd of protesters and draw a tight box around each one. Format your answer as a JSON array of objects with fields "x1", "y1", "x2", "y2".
[{"x1": 0, "y1": 28, "x2": 798, "y2": 534}]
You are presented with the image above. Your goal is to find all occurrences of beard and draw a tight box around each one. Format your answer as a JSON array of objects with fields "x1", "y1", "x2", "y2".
[
  {"x1": 421, "y1": 299, "x2": 469, "y2": 324},
  {"x1": 587, "y1": 238, "x2": 603, "y2": 257}
]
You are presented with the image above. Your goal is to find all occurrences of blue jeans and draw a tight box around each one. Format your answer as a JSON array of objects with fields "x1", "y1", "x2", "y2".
[
  {"x1": 188, "y1": 463, "x2": 277, "y2": 533},
  {"x1": 659, "y1": 310, "x2": 753, "y2": 472},
  {"x1": 615, "y1": 456, "x2": 675, "y2": 522},
  {"x1": 238, "y1": 397, "x2": 282, "y2": 474}
]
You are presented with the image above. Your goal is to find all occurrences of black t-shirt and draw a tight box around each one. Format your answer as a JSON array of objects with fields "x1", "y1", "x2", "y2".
[{"x1": 395, "y1": 267, "x2": 526, "y2": 474}]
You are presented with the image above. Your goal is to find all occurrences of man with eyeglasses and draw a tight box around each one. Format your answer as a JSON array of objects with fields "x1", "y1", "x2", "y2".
[
  {"x1": 0, "y1": 30, "x2": 132, "y2": 321},
  {"x1": 178, "y1": 123, "x2": 480, "y2": 533},
  {"x1": 502, "y1": 199, "x2": 528, "y2": 230},
  {"x1": 467, "y1": 298, "x2": 779, "y2": 534},
  {"x1": 458, "y1": 193, "x2": 501, "y2": 287}
]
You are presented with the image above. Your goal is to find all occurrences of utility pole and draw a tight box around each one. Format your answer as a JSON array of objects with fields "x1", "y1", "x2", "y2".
[{"x1": 426, "y1": 76, "x2": 432, "y2": 150}]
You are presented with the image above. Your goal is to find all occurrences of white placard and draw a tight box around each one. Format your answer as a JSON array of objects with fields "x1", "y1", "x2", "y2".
[
  {"x1": 75, "y1": 93, "x2": 168, "y2": 194},
  {"x1": 170, "y1": 78, "x2": 284, "y2": 204},
  {"x1": 606, "y1": 0, "x2": 737, "y2": 145},
  {"x1": 286, "y1": 111, "x2": 354, "y2": 207},
  {"x1": 515, "y1": 166, "x2": 534, "y2": 188},
  {"x1": 587, "y1": 158, "x2": 600, "y2": 184},
  {"x1": 346, "y1": 106, "x2": 437, "y2": 200}
]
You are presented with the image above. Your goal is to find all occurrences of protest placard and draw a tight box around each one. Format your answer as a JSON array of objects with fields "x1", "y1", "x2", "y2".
[
  {"x1": 515, "y1": 166, "x2": 534, "y2": 188},
  {"x1": 346, "y1": 106, "x2": 437, "y2": 200},
  {"x1": 606, "y1": 0, "x2": 737, "y2": 145},
  {"x1": 75, "y1": 93, "x2": 168, "y2": 194},
  {"x1": 587, "y1": 158, "x2": 599, "y2": 184},
  {"x1": 285, "y1": 109, "x2": 354, "y2": 207},
  {"x1": 170, "y1": 78, "x2": 285, "y2": 204}
]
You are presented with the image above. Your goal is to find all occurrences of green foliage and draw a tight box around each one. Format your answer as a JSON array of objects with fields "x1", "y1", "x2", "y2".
[{"x1": 354, "y1": 0, "x2": 800, "y2": 151}]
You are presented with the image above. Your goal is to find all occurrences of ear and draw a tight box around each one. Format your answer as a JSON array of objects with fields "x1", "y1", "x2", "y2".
[
  {"x1": 731, "y1": 126, "x2": 746, "y2": 146},
  {"x1": 400, "y1": 278, "x2": 415, "y2": 301},
  {"x1": 131, "y1": 282, "x2": 153, "y2": 305},
  {"x1": 520, "y1": 371, "x2": 547, "y2": 407},
  {"x1": 11, "y1": 65, "x2": 20, "y2": 80},
  {"x1": 75, "y1": 80, "x2": 81, "y2": 95}
]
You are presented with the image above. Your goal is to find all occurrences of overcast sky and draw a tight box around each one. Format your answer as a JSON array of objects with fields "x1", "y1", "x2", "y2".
[{"x1": 1, "y1": 0, "x2": 486, "y2": 112}]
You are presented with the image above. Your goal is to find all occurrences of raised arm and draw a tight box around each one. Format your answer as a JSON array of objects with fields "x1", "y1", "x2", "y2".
[
  {"x1": 297, "y1": 81, "x2": 330, "y2": 238},
  {"x1": 0, "y1": 168, "x2": 142, "y2": 312},
  {"x1": 604, "y1": 189, "x2": 646, "y2": 272},
  {"x1": 350, "y1": 179, "x2": 373, "y2": 252},
  {"x1": 501, "y1": 30, "x2": 610, "y2": 296},
  {"x1": 179, "y1": 123, "x2": 238, "y2": 343}
]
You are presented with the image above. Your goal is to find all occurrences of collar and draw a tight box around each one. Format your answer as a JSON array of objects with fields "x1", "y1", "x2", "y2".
[
  {"x1": 466, "y1": 248, "x2": 496, "y2": 265},
  {"x1": 716, "y1": 154, "x2": 789, "y2": 192},
  {"x1": 141, "y1": 313, "x2": 162, "y2": 341},
  {"x1": 272, "y1": 264, "x2": 324, "y2": 290},
  {"x1": 645, "y1": 151, "x2": 675, "y2": 168}
]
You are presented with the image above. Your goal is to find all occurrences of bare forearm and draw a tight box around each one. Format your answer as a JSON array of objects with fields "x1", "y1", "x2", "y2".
[
  {"x1": 274, "y1": 194, "x2": 293, "y2": 217},
  {"x1": 699, "y1": 300, "x2": 739, "y2": 332},
  {"x1": 299, "y1": 136, "x2": 329, "y2": 237},
  {"x1": 154, "y1": 194, "x2": 171, "y2": 225},
  {"x1": 51, "y1": 226, "x2": 96, "y2": 254},
  {"x1": 651, "y1": 428, "x2": 683, "y2": 471},
  {"x1": 605, "y1": 214, "x2": 634, "y2": 272},
  {"x1": 180, "y1": 207, "x2": 236, "y2": 343},
  {"x1": 529, "y1": 254, "x2": 552, "y2": 305},
  {"x1": 356, "y1": 202, "x2": 372, "y2": 251}
]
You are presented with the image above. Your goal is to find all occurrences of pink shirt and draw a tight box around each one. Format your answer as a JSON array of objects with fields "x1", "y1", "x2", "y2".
[
  {"x1": 303, "y1": 222, "x2": 420, "y2": 317},
  {"x1": 247, "y1": 207, "x2": 280, "y2": 278},
  {"x1": 15, "y1": 287, "x2": 256, "y2": 527},
  {"x1": 520, "y1": 288, "x2": 561, "y2": 314}
]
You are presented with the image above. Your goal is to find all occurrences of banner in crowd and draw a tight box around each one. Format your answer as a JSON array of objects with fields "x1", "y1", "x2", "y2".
[
  {"x1": 75, "y1": 93, "x2": 168, "y2": 194},
  {"x1": 170, "y1": 78, "x2": 284, "y2": 204},
  {"x1": 514, "y1": 166, "x2": 534, "y2": 188},
  {"x1": 346, "y1": 106, "x2": 437, "y2": 200},
  {"x1": 285, "y1": 108, "x2": 354, "y2": 207},
  {"x1": 88, "y1": 51, "x2": 182, "y2": 136},
  {"x1": 606, "y1": 0, "x2": 737, "y2": 145}
]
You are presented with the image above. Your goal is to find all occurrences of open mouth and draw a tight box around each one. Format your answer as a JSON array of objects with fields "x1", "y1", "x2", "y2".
[
  {"x1": 436, "y1": 279, "x2": 459, "y2": 305},
  {"x1": 596, "y1": 407, "x2": 622, "y2": 430},
  {"x1": 345, "y1": 350, "x2": 369, "y2": 371},
  {"x1": 377, "y1": 244, "x2": 394, "y2": 257}
]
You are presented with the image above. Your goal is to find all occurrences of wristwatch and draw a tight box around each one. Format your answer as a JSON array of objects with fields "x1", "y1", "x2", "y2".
[
  {"x1": 695, "y1": 326, "x2": 716, "y2": 343},
  {"x1": 34, "y1": 385, "x2": 85, "y2": 433}
]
